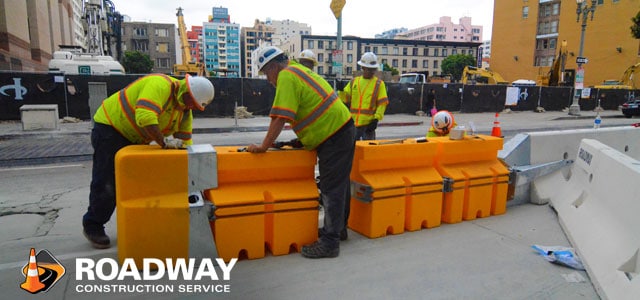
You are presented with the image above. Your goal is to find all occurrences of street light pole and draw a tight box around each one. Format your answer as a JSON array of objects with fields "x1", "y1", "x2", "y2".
[{"x1": 569, "y1": 0, "x2": 597, "y2": 116}]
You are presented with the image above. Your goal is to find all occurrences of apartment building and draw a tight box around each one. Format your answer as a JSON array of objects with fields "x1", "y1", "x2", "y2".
[
  {"x1": 202, "y1": 7, "x2": 241, "y2": 77},
  {"x1": 491, "y1": 0, "x2": 639, "y2": 86},
  {"x1": 241, "y1": 20, "x2": 274, "y2": 77},
  {"x1": 121, "y1": 22, "x2": 175, "y2": 74},
  {"x1": 396, "y1": 16, "x2": 483, "y2": 43}
]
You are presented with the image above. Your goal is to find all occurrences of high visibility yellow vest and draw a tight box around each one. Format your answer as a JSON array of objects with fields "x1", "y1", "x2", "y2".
[
  {"x1": 93, "y1": 74, "x2": 193, "y2": 145},
  {"x1": 342, "y1": 76, "x2": 389, "y2": 127},
  {"x1": 270, "y1": 62, "x2": 351, "y2": 150}
]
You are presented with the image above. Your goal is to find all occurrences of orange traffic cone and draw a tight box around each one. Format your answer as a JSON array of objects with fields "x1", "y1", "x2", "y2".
[
  {"x1": 20, "y1": 248, "x2": 45, "y2": 293},
  {"x1": 491, "y1": 112, "x2": 502, "y2": 137}
]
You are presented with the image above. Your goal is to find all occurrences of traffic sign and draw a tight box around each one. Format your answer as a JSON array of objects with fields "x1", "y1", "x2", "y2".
[
  {"x1": 330, "y1": 0, "x2": 346, "y2": 19},
  {"x1": 576, "y1": 57, "x2": 588, "y2": 64}
]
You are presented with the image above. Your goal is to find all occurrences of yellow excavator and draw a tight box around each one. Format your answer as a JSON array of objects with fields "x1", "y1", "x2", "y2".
[
  {"x1": 173, "y1": 7, "x2": 205, "y2": 76},
  {"x1": 461, "y1": 66, "x2": 509, "y2": 85},
  {"x1": 537, "y1": 40, "x2": 574, "y2": 86},
  {"x1": 593, "y1": 62, "x2": 640, "y2": 90}
]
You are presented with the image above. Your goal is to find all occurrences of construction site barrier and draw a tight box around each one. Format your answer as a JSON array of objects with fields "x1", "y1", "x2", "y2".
[
  {"x1": 348, "y1": 139, "x2": 442, "y2": 238},
  {"x1": 203, "y1": 147, "x2": 318, "y2": 261},
  {"x1": 430, "y1": 135, "x2": 510, "y2": 223},
  {"x1": 116, "y1": 145, "x2": 190, "y2": 266},
  {"x1": 542, "y1": 139, "x2": 640, "y2": 300}
]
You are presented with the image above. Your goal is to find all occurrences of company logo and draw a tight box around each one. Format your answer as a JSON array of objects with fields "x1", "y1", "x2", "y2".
[
  {"x1": 0, "y1": 78, "x2": 28, "y2": 100},
  {"x1": 19, "y1": 248, "x2": 66, "y2": 294}
]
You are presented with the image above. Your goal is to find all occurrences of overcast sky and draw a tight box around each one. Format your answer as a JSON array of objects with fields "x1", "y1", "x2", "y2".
[{"x1": 109, "y1": 0, "x2": 494, "y2": 40}]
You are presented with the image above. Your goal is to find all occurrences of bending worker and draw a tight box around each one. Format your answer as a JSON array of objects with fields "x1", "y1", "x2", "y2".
[
  {"x1": 341, "y1": 52, "x2": 389, "y2": 140},
  {"x1": 83, "y1": 74, "x2": 215, "y2": 249},
  {"x1": 247, "y1": 46, "x2": 355, "y2": 259}
]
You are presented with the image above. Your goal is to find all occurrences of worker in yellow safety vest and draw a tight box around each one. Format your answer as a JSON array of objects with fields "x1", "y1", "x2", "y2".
[
  {"x1": 247, "y1": 46, "x2": 355, "y2": 259},
  {"x1": 82, "y1": 74, "x2": 215, "y2": 249},
  {"x1": 298, "y1": 49, "x2": 318, "y2": 70},
  {"x1": 341, "y1": 52, "x2": 389, "y2": 140},
  {"x1": 426, "y1": 110, "x2": 456, "y2": 137}
]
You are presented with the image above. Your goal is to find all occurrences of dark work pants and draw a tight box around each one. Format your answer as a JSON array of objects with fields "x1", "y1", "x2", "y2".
[
  {"x1": 317, "y1": 120, "x2": 356, "y2": 249},
  {"x1": 83, "y1": 123, "x2": 132, "y2": 233},
  {"x1": 355, "y1": 125, "x2": 375, "y2": 141}
]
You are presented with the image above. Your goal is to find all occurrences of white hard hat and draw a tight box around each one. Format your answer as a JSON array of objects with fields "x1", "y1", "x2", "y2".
[
  {"x1": 299, "y1": 49, "x2": 317, "y2": 66},
  {"x1": 358, "y1": 52, "x2": 379, "y2": 69},
  {"x1": 432, "y1": 110, "x2": 455, "y2": 133},
  {"x1": 256, "y1": 46, "x2": 284, "y2": 71},
  {"x1": 185, "y1": 75, "x2": 215, "y2": 111}
]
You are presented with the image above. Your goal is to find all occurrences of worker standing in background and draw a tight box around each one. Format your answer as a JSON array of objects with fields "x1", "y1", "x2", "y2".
[
  {"x1": 341, "y1": 52, "x2": 389, "y2": 140},
  {"x1": 426, "y1": 88, "x2": 437, "y2": 117},
  {"x1": 298, "y1": 49, "x2": 318, "y2": 70},
  {"x1": 427, "y1": 110, "x2": 456, "y2": 137},
  {"x1": 247, "y1": 46, "x2": 355, "y2": 259},
  {"x1": 83, "y1": 74, "x2": 215, "y2": 249}
]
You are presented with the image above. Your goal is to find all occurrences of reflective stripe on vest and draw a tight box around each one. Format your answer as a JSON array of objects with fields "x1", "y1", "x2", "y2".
[
  {"x1": 349, "y1": 78, "x2": 381, "y2": 116},
  {"x1": 285, "y1": 66, "x2": 340, "y2": 133}
]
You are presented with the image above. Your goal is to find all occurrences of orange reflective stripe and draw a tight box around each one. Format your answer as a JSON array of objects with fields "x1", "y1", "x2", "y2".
[
  {"x1": 285, "y1": 66, "x2": 339, "y2": 133},
  {"x1": 369, "y1": 80, "x2": 381, "y2": 110}
]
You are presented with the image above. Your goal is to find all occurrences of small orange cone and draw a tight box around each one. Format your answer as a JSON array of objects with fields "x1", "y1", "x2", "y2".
[
  {"x1": 20, "y1": 248, "x2": 45, "y2": 294},
  {"x1": 491, "y1": 112, "x2": 502, "y2": 137}
]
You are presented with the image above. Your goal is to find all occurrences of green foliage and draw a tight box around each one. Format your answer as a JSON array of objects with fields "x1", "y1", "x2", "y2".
[
  {"x1": 631, "y1": 11, "x2": 640, "y2": 38},
  {"x1": 122, "y1": 51, "x2": 153, "y2": 74},
  {"x1": 383, "y1": 63, "x2": 399, "y2": 76},
  {"x1": 441, "y1": 54, "x2": 477, "y2": 81}
]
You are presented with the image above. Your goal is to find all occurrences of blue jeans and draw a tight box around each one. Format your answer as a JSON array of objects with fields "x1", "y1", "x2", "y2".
[
  {"x1": 83, "y1": 123, "x2": 132, "y2": 233},
  {"x1": 317, "y1": 120, "x2": 356, "y2": 249}
]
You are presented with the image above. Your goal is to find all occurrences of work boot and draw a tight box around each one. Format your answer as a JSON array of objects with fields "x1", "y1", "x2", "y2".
[
  {"x1": 83, "y1": 228, "x2": 111, "y2": 249},
  {"x1": 340, "y1": 228, "x2": 348, "y2": 241},
  {"x1": 301, "y1": 242, "x2": 339, "y2": 259}
]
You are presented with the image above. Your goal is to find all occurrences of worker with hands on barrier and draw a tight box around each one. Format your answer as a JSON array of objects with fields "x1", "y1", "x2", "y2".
[
  {"x1": 427, "y1": 110, "x2": 456, "y2": 137},
  {"x1": 340, "y1": 52, "x2": 389, "y2": 140},
  {"x1": 247, "y1": 46, "x2": 355, "y2": 259},
  {"x1": 298, "y1": 49, "x2": 318, "y2": 70},
  {"x1": 82, "y1": 73, "x2": 215, "y2": 249}
]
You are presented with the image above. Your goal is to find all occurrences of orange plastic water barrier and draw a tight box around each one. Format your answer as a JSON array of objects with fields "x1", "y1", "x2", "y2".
[
  {"x1": 348, "y1": 139, "x2": 443, "y2": 238},
  {"x1": 429, "y1": 135, "x2": 510, "y2": 223},
  {"x1": 115, "y1": 145, "x2": 190, "y2": 266},
  {"x1": 204, "y1": 147, "x2": 319, "y2": 261}
]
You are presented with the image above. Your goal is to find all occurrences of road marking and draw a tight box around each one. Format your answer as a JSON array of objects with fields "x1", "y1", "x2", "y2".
[{"x1": 0, "y1": 164, "x2": 85, "y2": 172}]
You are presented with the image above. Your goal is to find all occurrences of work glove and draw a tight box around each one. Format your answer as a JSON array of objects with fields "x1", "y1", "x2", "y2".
[
  {"x1": 367, "y1": 119, "x2": 379, "y2": 131},
  {"x1": 163, "y1": 137, "x2": 184, "y2": 149}
]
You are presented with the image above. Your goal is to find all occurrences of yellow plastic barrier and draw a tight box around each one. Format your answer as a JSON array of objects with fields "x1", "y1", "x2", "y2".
[
  {"x1": 204, "y1": 147, "x2": 318, "y2": 261},
  {"x1": 116, "y1": 145, "x2": 190, "y2": 266},
  {"x1": 348, "y1": 139, "x2": 442, "y2": 238},
  {"x1": 430, "y1": 135, "x2": 510, "y2": 223}
]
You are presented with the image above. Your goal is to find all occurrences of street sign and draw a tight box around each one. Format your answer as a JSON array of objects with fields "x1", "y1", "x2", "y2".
[
  {"x1": 330, "y1": 0, "x2": 346, "y2": 19},
  {"x1": 576, "y1": 57, "x2": 588, "y2": 64}
]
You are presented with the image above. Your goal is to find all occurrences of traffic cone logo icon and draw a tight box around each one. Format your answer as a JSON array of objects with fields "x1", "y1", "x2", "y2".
[
  {"x1": 20, "y1": 248, "x2": 45, "y2": 294},
  {"x1": 491, "y1": 112, "x2": 502, "y2": 137}
]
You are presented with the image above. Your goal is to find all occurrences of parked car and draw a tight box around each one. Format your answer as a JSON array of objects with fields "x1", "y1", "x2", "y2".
[{"x1": 620, "y1": 97, "x2": 640, "y2": 118}]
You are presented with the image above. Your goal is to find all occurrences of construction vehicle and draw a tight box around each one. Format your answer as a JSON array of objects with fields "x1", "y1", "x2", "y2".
[
  {"x1": 536, "y1": 40, "x2": 574, "y2": 86},
  {"x1": 593, "y1": 62, "x2": 640, "y2": 90},
  {"x1": 48, "y1": 0, "x2": 125, "y2": 75},
  {"x1": 461, "y1": 66, "x2": 509, "y2": 85},
  {"x1": 399, "y1": 71, "x2": 429, "y2": 84},
  {"x1": 174, "y1": 7, "x2": 205, "y2": 76}
]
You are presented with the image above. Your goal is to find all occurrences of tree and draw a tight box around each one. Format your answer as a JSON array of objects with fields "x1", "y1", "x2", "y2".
[
  {"x1": 441, "y1": 54, "x2": 477, "y2": 82},
  {"x1": 382, "y1": 63, "x2": 399, "y2": 76},
  {"x1": 122, "y1": 51, "x2": 153, "y2": 74},
  {"x1": 631, "y1": 11, "x2": 640, "y2": 38}
]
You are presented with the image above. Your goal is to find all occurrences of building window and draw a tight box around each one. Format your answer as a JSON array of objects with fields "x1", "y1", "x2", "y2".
[
  {"x1": 411, "y1": 59, "x2": 418, "y2": 68},
  {"x1": 347, "y1": 54, "x2": 353, "y2": 63},
  {"x1": 433, "y1": 49, "x2": 439, "y2": 56},
  {"x1": 442, "y1": 49, "x2": 448, "y2": 57},
  {"x1": 392, "y1": 59, "x2": 398, "y2": 68},
  {"x1": 402, "y1": 59, "x2": 407, "y2": 68},
  {"x1": 364, "y1": 46, "x2": 371, "y2": 52},
  {"x1": 156, "y1": 58, "x2": 170, "y2": 68},
  {"x1": 381, "y1": 47, "x2": 388, "y2": 55},
  {"x1": 347, "y1": 41, "x2": 353, "y2": 50},
  {"x1": 423, "y1": 48, "x2": 428, "y2": 56},
  {"x1": 402, "y1": 48, "x2": 408, "y2": 55},
  {"x1": 156, "y1": 42, "x2": 169, "y2": 53},
  {"x1": 433, "y1": 60, "x2": 438, "y2": 69},
  {"x1": 307, "y1": 40, "x2": 314, "y2": 49},
  {"x1": 317, "y1": 66, "x2": 324, "y2": 75},
  {"x1": 381, "y1": 58, "x2": 387, "y2": 65},
  {"x1": 318, "y1": 40, "x2": 324, "y2": 49},
  {"x1": 134, "y1": 28, "x2": 147, "y2": 36},
  {"x1": 422, "y1": 60, "x2": 428, "y2": 68},
  {"x1": 318, "y1": 53, "x2": 324, "y2": 62},
  {"x1": 412, "y1": 48, "x2": 418, "y2": 56},
  {"x1": 373, "y1": 46, "x2": 378, "y2": 54},
  {"x1": 523, "y1": 6, "x2": 529, "y2": 19},
  {"x1": 133, "y1": 40, "x2": 148, "y2": 52},
  {"x1": 155, "y1": 28, "x2": 169, "y2": 37},
  {"x1": 393, "y1": 47, "x2": 399, "y2": 55}
]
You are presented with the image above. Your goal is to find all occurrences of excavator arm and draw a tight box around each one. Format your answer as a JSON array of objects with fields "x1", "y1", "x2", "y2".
[{"x1": 461, "y1": 66, "x2": 509, "y2": 85}]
